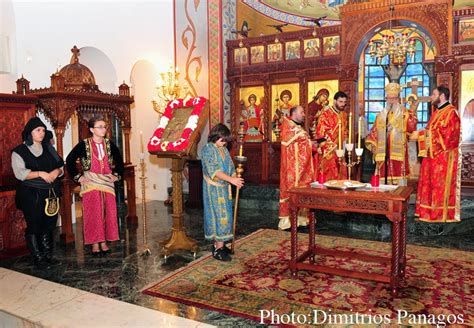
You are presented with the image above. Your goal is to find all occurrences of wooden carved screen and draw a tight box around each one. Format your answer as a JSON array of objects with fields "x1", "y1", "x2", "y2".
[
  {"x1": 453, "y1": 8, "x2": 474, "y2": 195},
  {"x1": 227, "y1": 26, "x2": 342, "y2": 184},
  {"x1": 0, "y1": 93, "x2": 37, "y2": 258}
]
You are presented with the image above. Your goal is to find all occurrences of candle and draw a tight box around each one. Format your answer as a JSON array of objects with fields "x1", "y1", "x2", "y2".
[
  {"x1": 239, "y1": 145, "x2": 243, "y2": 157},
  {"x1": 140, "y1": 130, "x2": 144, "y2": 155},
  {"x1": 358, "y1": 116, "x2": 362, "y2": 149},
  {"x1": 338, "y1": 119, "x2": 342, "y2": 150},
  {"x1": 348, "y1": 112, "x2": 352, "y2": 144}
]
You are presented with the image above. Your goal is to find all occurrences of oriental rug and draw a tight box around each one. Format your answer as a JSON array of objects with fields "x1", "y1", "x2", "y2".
[{"x1": 143, "y1": 229, "x2": 473, "y2": 327}]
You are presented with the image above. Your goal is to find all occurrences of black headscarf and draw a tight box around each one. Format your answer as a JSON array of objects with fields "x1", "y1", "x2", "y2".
[
  {"x1": 43, "y1": 130, "x2": 54, "y2": 145},
  {"x1": 22, "y1": 117, "x2": 47, "y2": 146}
]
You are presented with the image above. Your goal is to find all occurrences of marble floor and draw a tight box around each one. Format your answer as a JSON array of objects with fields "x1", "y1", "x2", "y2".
[
  {"x1": 0, "y1": 267, "x2": 213, "y2": 328},
  {"x1": 1, "y1": 198, "x2": 473, "y2": 327}
]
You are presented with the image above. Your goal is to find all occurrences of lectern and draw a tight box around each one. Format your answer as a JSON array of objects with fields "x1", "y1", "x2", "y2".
[{"x1": 148, "y1": 97, "x2": 209, "y2": 258}]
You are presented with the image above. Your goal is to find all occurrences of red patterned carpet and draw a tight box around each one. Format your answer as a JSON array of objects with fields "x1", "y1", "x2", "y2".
[{"x1": 143, "y1": 229, "x2": 473, "y2": 327}]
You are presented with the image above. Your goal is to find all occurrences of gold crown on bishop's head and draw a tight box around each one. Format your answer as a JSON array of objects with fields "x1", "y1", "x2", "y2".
[{"x1": 385, "y1": 82, "x2": 401, "y2": 96}]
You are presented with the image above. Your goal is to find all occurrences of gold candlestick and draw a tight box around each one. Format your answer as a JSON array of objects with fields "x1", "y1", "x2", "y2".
[
  {"x1": 334, "y1": 114, "x2": 364, "y2": 179},
  {"x1": 139, "y1": 133, "x2": 151, "y2": 256},
  {"x1": 336, "y1": 143, "x2": 363, "y2": 180},
  {"x1": 230, "y1": 123, "x2": 247, "y2": 254}
]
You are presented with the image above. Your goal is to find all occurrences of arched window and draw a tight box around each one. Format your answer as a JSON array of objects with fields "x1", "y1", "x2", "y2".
[
  {"x1": 364, "y1": 38, "x2": 431, "y2": 130},
  {"x1": 399, "y1": 39, "x2": 431, "y2": 130}
]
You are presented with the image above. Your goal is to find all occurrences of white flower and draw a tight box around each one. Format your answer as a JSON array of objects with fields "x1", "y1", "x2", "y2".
[
  {"x1": 172, "y1": 138, "x2": 185, "y2": 147},
  {"x1": 158, "y1": 116, "x2": 169, "y2": 129},
  {"x1": 192, "y1": 97, "x2": 201, "y2": 105},
  {"x1": 170, "y1": 99, "x2": 180, "y2": 108},
  {"x1": 184, "y1": 115, "x2": 199, "y2": 130},
  {"x1": 150, "y1": 136, "x2": 160, "y2": 146}
]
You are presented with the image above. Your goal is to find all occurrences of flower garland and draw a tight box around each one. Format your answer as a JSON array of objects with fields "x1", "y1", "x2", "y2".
[{"x1": 147, "y1": 96, "x2": 207, "y2": 152}]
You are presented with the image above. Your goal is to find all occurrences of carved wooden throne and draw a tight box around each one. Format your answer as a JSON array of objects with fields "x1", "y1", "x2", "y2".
[{"x1": 16, "y1": 46, "x2": 137, "y2": 245}]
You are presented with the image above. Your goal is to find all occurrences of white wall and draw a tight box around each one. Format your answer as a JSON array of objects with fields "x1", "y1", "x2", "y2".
[
  {"x1": 0, "y1": 0, "x2": 17, "y2": 88},
  {"x1": 130, "y1": 59, "x2": 172, "y2": 200},
  {"x1": 1, "y1": 0, "x2": 175, "y2": 200}
]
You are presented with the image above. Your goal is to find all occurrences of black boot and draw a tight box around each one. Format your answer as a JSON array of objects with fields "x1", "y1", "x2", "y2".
[
  {"x1": 26, "y1": 234, "x2": 48, "y2": 269},
  {"x1": 39, "y1": 232, "x2": 61, "y2": 266}
]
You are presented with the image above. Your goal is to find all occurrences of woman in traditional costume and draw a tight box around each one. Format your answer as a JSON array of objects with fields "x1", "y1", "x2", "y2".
[
  {"x1": 201, "y1": 124, "x2": 244, "y2": 261},
  {"x1": 66, "y1": 117, "x2": 124, "y2": 256},
  {"x1": 11, "y1": 117, "x2": 64, "y2": 268}
]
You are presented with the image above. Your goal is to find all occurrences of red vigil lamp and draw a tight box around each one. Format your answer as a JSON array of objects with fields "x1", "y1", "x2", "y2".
[
  {"x1": 371, "y1": 175, "x2": 380, "y2": 188},
  {"x1": 318, "y1": 172, "x2": 326, "y2": 184}
]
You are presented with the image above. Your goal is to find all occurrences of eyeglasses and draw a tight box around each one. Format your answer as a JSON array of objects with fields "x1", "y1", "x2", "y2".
[{"x1": 93, "y1": 126, "x2": 107, "y2": 129}]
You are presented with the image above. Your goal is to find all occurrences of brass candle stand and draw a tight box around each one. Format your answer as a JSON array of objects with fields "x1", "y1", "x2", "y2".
[
  {"x1": 230, "y1": 124, "x2": 247, "y2": 254},
  {"x1": 335, "y1": 143, "x2": 364, "y2": 179},
  {"x1": 139, "y1": 155, "x2": 151, "y2": 256}
]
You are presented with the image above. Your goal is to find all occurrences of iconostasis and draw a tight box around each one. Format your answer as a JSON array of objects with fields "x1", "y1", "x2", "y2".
[{"x1": 227, "y1": 0, "x2": 474, "y2": 187}]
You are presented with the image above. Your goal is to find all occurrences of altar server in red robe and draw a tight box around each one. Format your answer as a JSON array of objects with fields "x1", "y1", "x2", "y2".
[
  {"x1": 315, "y1": 91, "x2": 349, "y2": 181},
  {"x1": 414, "y1": 86, "x2": 461, "y2": 222}
]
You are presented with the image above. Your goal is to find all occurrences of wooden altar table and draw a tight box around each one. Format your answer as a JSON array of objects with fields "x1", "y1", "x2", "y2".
[{"x1": 288, "y1": 185, "x2": 413, "y2": 296}]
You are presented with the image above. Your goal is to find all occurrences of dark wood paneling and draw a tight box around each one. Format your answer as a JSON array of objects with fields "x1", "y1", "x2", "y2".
[{"x1": 0, "y1": 93, "x2": 36, "y2": 259}]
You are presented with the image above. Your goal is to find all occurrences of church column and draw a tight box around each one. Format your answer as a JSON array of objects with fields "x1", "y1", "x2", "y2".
[
  {"x1": 262, "y1": 76, "x2": 271, "y2": 142},
  {"x1": 120, "y1": 125, "x2": 137, "y2": 225},
  {"x1": 55, "y1": 125, "x2": 75, "y2": 245},
  {"x1": 338, "y1": 63, "x2": 359, "y2": 126},
  {"x1": 262, "y1": 76, "x2": 271, "y2": 184},
  {"x1": 229, "y1": 79, "x2": 240, "y2": 139},
  {"x1": 338, "y1": 63, "x2": 359, "y2": 179},
  {"x1": 297, "y1": 72, "x2": 308, "y2": 130},
  {"x1": 434, "y1": 55, "x2": 457, "y2": 105},
  {"x1": 122, "y1": 127, "x2": 131, "y2": 165},
  {"x1": 54, "y1": 126, "x2": 65, "y2": 158}
]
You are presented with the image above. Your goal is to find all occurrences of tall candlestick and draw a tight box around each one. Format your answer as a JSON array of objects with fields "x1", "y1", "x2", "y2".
[
  {"x1": 140, "y1": 130, "x2": 144, "y2": 155},
  {"x1": 338, "y1": 119, "x2": 342, "y2": 150},
  {"x1": 348, "y1": 112, "x2": 352, "y2": 144},
  {"x1": 239, "y1": 145, "x2": 243, "y2": 157},
  {"x1": 358, "y1": 116, "x2": 362, "y2": 149}
]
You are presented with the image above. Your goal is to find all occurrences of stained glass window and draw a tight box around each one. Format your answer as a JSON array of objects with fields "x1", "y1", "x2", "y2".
[{"x1": 364, "y1": 39, "x2": 431, "y2": 131}]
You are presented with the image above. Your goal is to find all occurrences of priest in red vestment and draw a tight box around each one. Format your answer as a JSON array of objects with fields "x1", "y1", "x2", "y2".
[
  {"x1": 315, "y1": 91, "x2": 349, "y2": 181},
  {"x1": 279, "y1": 105, "x2": 315, "y2": 230},
  {"x1": 414, "y1": 86, "x2": 461, "y2": 222},
  {"x1": 365, "y1": 83, "x2": 417, "y2": 185}
]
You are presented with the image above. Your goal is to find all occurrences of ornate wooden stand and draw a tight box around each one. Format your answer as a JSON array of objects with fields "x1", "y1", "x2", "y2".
[
  {"x1": 149, "y1": 100, "x2": 209, "y2": 259},
  {"x1": 161, "y1": 158, "x2": 198, "y2": 258}
]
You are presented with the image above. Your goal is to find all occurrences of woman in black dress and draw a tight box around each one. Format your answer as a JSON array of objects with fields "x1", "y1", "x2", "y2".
[{"x1": 11, "y1": 117, "x2": 64, "y2": 269}]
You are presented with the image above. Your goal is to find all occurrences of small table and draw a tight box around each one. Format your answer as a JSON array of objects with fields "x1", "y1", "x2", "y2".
[{"x1": 288, "y1": 184, "x2": 413, "y2": 296}]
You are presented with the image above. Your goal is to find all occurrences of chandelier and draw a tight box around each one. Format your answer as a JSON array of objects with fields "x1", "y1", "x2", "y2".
[
  {"x1": 367, "y1": 2, "x2": 416, "y2": 66},
  {"x1": 152, "y1": 64, "x2": 188, "y2": 115}
]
